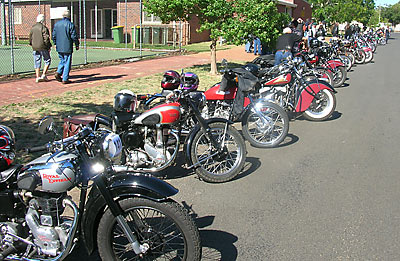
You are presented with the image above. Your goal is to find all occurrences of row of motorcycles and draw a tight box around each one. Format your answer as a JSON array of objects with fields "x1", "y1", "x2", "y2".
[{"x1": 0, "y1": 32, "x2": 384, "y2": 260}]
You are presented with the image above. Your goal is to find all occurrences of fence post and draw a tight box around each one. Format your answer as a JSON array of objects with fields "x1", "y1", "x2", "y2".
[
  {"x1": 83, "y1": 0, "x2": 87, "y2": 64},
  {"x1": 8, "y1": 0, "x2": 14, "y2": 74},
  {"x1": 1, "y1": 0, "x2": 6, "y2": 46}
]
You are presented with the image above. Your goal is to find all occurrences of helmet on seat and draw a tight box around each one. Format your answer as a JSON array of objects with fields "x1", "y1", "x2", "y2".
[
  {"x1": 0, "y1": 125, "x2": 16, "y2": 171},
  {"x1": 113, "y1": 90, "x2": 137, "y2": 113},
  {"x1": 161, "y1": 70, "x2": 181, "y2": 90},
  {"x1": 180, "y1": 72, "x2": 199, "y2": 91}
]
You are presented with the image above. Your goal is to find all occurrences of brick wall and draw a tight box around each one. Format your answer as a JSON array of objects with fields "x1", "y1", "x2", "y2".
[{"x1": 293, "y1": 0, "x2": 312, "y2": 20}]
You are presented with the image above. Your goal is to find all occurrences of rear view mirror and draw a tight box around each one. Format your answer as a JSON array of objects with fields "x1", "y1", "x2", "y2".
[{"x1": 38, "y1": 116, "x2": 55, "y2": 135}]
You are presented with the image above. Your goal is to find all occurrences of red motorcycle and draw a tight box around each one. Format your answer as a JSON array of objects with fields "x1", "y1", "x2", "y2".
[
  {"x1": 257, "y1": 56, "x2": 337, "y2": 121},
  {"x1": 64, "y1": 89, "x2": 247, "y2": 183},
  {"x1": 202, "y1": 63, "x2": 289, "y2": 148}
]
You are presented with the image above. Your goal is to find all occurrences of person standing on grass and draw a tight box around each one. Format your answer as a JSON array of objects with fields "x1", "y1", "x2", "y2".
[
  {"x1": 29, "y1": 14, "x2": 52, "y2": 83},
  {"x1": 52, "y1": 10, "x2": 79, "y2": 84}
]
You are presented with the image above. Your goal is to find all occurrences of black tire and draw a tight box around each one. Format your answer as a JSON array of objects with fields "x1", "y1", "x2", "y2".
[
  {"x1": 354, "y1": 49, "x2": 366, "y2": 64},
  {"x1": 302, "y1": 89, "x2": 336, "y2": 121},
  {"x1": 190, "y1": 122, "x2": 246, "y2": 183},
  {"x1": 242, "y1": 102, "x2": 289, "y2": 148},
  {"x1": 332, "y1": 66, "x2": 347, "y2": 88},
  {"x1": 97, "y1": 198, "x2": 201, "y2": 261}
]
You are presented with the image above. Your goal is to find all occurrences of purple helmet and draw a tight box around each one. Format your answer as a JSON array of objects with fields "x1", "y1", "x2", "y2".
[
  {"x1": 0, "y1": 125, "x2": 15, "y2": 171},
  {"x1": 161, "y1": 70, "x2": 181, "y2": 90},
  {"x1": 180, "y1": 72, "x2": 199, "y2": 91}
]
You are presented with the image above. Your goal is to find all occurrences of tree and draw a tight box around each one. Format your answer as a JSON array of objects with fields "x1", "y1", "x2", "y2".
[
  {"x1": 309, "y1": 0, "x2": 375, "y2": 24},
  {"x1": 381, "y1": 2, "x2": 400, "y2": 25},
  {"x1": 144, "y1": 0, "x2": 289, "y2": 74}
]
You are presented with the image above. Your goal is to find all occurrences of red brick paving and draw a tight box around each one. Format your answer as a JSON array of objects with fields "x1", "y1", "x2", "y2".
[{"x1": 0, "y1": 45, "x2": 256, "y2": 107}]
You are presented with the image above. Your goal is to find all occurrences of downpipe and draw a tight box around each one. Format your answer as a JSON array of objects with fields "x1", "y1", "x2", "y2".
[{"x1": 6, "y1": 198, "x2": 79, "y2": 261}]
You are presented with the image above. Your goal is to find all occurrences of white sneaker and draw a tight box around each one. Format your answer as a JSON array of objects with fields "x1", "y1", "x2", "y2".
[
  {"x1": 40, "y1": 75, "x2": 49, "y2": 82},
  {"x1": 35, "y1": 77, "x2": 41, "y2": 83}
]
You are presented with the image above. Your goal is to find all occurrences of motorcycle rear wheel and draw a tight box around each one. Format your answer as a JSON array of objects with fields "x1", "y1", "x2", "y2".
[
  {"x1": 242, "y1": 102, "x2": 289, "y2": 148},
  {"x1": 97, "y1": 198, "x2": 201, "y2": 261},
  {"x1": 302, "y1": 89, "x2": 336, "y2": 121},
  {"x1": 191, "y1": 122, "x2": 246, "y2": 183}
]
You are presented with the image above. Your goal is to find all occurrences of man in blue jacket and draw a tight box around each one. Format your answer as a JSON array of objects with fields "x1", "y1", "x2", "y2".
[{"x1": 52, "y1": 10, "x2": 79, "y2": 84}]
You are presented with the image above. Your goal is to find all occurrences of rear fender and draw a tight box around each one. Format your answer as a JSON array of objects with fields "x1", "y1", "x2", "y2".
[
  {"x1": 81, "y1": 173, "x2": 178, "y2": 255},
  {"x1": 295, "y1": 80, "x2": 335, "y2": 112},
  {"x1": 183, "y1": 118, "x2": 234, "y2": 166}
]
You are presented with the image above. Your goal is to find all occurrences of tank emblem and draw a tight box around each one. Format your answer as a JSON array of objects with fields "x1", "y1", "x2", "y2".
[{"x1": 42, "y1": 173, "x2": 71, "y2": 184}]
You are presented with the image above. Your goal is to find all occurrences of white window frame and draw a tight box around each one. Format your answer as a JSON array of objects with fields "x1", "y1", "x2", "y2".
[
  {"x1": 142, "y1": 10, "x2": 162, "y2": 25},
  {"x1": 13, "y1": 7, "x2": 22, "y2": 25},
  {"x1": 90, "y1": 9, "x2": 103, "y2": 38}
]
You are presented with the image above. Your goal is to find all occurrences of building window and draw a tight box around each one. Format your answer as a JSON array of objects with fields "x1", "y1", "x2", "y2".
[
  {"x1": 143, "y1": 10, "x2": 161, "y2": 24},
  {"x1": 13, "y1": 8, "x2": 22, "y2": 24},
  {"x1": 285, "y1": 7, "x2": 292, "y2": 17}
]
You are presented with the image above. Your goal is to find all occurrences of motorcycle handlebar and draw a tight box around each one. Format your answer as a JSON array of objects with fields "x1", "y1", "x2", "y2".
[{"x1": 25, "y1": 144, "x2": 49, "y2": 153}]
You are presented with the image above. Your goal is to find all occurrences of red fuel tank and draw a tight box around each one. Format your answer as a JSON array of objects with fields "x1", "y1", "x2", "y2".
[
  {"x1": 134, "y1": 102, "x2": 180, "y2": 125},
  {"x1": 204, "y1": 83, "x2": 237, "y2": 101},
  {"x1": 264, "y1": 73, "x2": 292, "y2": 86}
]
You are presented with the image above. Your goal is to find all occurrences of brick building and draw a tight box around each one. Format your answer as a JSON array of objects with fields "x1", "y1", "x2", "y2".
[{"x1": 2, "y1": 0, "x2": 310, "y2": 45}]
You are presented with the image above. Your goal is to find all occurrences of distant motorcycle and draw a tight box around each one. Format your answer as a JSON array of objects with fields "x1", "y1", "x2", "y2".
[{"x1": 0, "y1": 116, "x2": 201, "y2": 260}]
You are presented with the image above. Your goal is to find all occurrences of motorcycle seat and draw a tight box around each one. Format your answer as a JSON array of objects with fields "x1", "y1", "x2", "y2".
[{"x1": 0, "y1": 164, "x2": 22, "y2": 183}]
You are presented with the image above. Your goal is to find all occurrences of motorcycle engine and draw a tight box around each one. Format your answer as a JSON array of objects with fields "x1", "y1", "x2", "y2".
[
  {"x1": 125, "y1": 139, "x2": 171, "y2": 168},
  {"x1": 24, "y1": 197, "x2": 73, "y2": 256},
  {"x1": 204, "y1": 100, "x2": 232, "y2": 120}
]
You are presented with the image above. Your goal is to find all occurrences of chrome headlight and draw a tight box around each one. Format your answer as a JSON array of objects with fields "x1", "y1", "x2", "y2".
[{"x1": 101, "y1": 133, "x2": 123, "y2": 160}]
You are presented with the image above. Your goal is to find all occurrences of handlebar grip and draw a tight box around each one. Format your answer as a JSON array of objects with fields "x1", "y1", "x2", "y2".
[{"x1": 26, "y1": 144, "x2": 48, "y2": 153}]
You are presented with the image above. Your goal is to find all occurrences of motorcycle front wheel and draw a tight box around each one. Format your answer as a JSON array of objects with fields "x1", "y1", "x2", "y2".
[
  {"x1": 302, "y1": 89, "x2": 336, "y2": 121},
  {"x1": 332, "y1": 66, "x2": 347, "y2": 88},
  {"x1": 190, "y1": 122, "x2": 246, "y2": 183},
  {"x1": 97, "y1": 198, "x2": 202, "y2": 261},
  {"x1": 364, "y1": 50, "x2": 374, "y2": 63},
  {"x1": 354, "y1": 49, "x2": 366, "y2": 64},
  {"x1": 242, "y1": 102, "x2": 289, "y2": 148}
]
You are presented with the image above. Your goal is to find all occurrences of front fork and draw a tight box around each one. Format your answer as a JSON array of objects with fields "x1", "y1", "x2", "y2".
[{"x1": 94, "y1": 174, "x2": 149, "y2": 255}]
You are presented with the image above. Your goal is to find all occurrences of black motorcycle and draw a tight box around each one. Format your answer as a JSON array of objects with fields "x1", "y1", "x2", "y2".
[{"x1": 0, "y1": 116, "x2": 201, "y2": 260}]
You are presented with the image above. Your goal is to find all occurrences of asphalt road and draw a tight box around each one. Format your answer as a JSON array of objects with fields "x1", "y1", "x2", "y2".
[{"x1": 67, "y1": 34, "x2": 400, "y2": 260}]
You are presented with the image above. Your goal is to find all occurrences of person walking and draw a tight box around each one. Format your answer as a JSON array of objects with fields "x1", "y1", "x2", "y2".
[
  {"x1": 331, "y1": 22, "x2": 339, "y2": 37},
  {"x1": 274, "y1": 27, "x2": 303, "y2": 65},
  {"x1": 29, "y1": 14, "x2": 52, "y2": 83},
  {"x1": 52, "y1": 10, "x2": 79, "y2": 84},
  {"x1": 253, "y1": 36, "x2": 262, "y2": 55}
]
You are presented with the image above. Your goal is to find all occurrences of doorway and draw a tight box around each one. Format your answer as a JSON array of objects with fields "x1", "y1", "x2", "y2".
[{"x1": 104, "y1": 9, "x2": 117, "y2": 39}]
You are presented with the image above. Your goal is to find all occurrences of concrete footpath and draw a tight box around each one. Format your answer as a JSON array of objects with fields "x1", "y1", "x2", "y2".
[{"x1": 0, "y1": 45, "x2": 256, "y2": 107}]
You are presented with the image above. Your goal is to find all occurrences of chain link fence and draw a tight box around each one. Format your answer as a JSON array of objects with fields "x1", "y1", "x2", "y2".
[{"x1": 0, "y1": 0, "x2": 187, "y2": 76}]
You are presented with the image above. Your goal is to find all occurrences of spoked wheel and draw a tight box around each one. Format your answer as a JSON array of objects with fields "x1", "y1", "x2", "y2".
[
  {"x1": 364, "y1": 50, "x2": 374, "y2": 63},
  {"x1": 313, "y1": 67, "x2": 334, "y2": 86},
  {"x1": 345, "y1": 52, "x2": 355, "y2": 66},
  {"x1": 331, "y1": 66, "x2": 347, "y2": 88},
  {"x1": 303, "y1": 89, "x2": 336, "y2": 121},
  {"x1": 354, "y1": 49, "x2": 366, "y2": 64},
  {"x1": 242, "y1": 101, "x2": 289, "y2": 148},
  {"x1": 339, "y1": 55, "x2": 352, "y2": 71},
  {"x1": 97, "y1": 198, "x2": 202, "y2": 261},
  {"x1": 191, "y1": 122, "x2": 246, "y2": 183}
]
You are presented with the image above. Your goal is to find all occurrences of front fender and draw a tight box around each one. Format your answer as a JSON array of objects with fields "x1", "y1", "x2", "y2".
[
  {"x1": 81, "y1": 173, "x2": 178, "y2": 255},
  {"x1": 183, "y1": 118, "x2": 234, "y2": 167},
  {"x1": 295, "y1": 80, "x2": 335, "y2": 112},
  {"x1": 326, "y1": 59, "x2": 344, "y2": 69}
]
